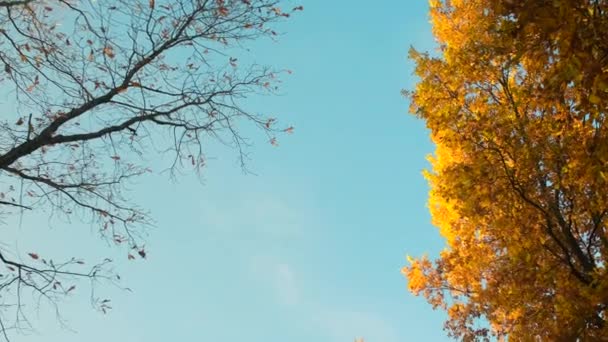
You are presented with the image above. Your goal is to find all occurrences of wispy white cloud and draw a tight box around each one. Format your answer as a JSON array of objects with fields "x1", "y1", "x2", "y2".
[
  {"x1": 198, "y1": 192, "x2": 302, "y2": 240},
  {"x1": 195, "y1": 185, "x2": 397, "y2": 342},
  {"x1": 247, "y1": 255, "x2": 397, "y2": 342},
  {"x1": 249, "y1": 256, "x2": 300, "y2": 306},
  {"x1": 275, "y1": 263, "x2": 299, "y2": 306},
  {"x1": 315, "y1": 309, "x2": 399, "y2": 342}
]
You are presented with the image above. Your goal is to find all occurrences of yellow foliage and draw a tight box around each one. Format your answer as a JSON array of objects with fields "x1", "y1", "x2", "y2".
[{"x1": 404, "y1": 0, "x2": 608, "y2": 340}]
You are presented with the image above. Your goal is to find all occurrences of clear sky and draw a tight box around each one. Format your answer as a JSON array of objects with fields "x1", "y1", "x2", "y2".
[{"x1": 7, "y1": 0, "x2": 452, "y2": 341}]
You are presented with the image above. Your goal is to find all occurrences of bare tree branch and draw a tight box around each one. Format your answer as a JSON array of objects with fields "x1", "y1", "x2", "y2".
[{"x1": 0, "y1": 0, "x2": 300, "y2": 339}]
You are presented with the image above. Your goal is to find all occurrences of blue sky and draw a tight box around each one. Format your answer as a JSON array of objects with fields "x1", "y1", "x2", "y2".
[{"x1": 7, "y1": 0, "x2": 452, "y2": 341}]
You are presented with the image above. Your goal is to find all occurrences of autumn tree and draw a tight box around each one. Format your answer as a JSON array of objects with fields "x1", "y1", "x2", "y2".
[
  {"x1": 0, "y1": 0, "x2": 300, "y2": 339},
  {"x1": 403, "y1": 0, "x2": 608, "y2": 340}
]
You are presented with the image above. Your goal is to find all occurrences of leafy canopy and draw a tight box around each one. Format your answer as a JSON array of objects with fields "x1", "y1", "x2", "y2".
[{"x1": 403, "y1": 0, "x2": 608, "y2": 340}]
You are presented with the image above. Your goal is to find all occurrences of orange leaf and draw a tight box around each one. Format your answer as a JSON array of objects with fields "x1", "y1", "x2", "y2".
[
  {"x1": 218, "y1": 7, "x2": 229, "y2": 16},
  {"x1": 103, "y1": 46, "x2": 115, "y2": 58}
]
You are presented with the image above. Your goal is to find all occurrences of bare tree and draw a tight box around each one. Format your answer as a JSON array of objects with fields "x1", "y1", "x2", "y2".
[{"x1": 0, "y1": 0, "x2": 300, "y2": 339}]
